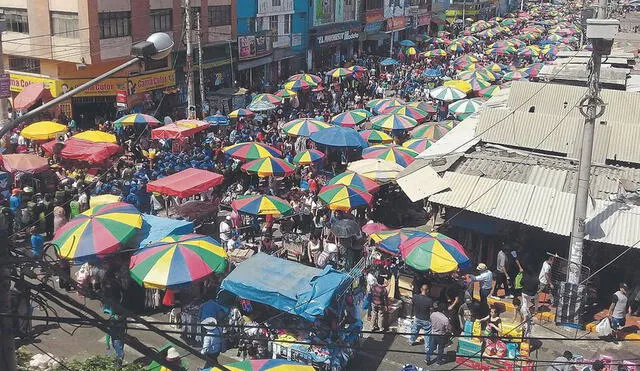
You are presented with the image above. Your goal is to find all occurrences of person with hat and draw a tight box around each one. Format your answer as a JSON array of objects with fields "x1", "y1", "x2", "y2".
[
  {"x1": 201, "y1": 317, "x2": 223, "y2": 368},
  {"x1": 468, "y1": 263, "x2": 493, "y2": 309},
  {"x1": 160, "y1": 347, "x2": 185, "y2": 371}
]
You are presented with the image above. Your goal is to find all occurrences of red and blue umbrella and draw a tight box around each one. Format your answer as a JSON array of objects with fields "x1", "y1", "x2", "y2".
[
  {"x1": 223, "y1": 142, "x2": 282, "y2": 161},
  {"x1": 318, "y1": 184, "x2": 373, "y2": 211},
  {"x1": 241, "y1": 157, "x2": 296, "y2": 177}
]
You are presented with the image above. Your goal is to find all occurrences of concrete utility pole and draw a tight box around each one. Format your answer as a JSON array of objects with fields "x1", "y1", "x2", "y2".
[
  {"x1": 0, "y1": 27, "x2": 9, "y2": 125},
  {"x1": 185, "y1": 0, "x2": 195, "y2": 118},
  {"x1": 196, "y1": 12, "x2": 206, "y2": 118}
]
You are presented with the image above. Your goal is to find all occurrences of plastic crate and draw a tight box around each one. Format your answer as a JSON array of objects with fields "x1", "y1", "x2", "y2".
[
  {"x1": 457, "y1": 338, "x2": 483, "y2": 357},
  {"x1": 500, "y1": 322, "x2": 523, "y2": 342}
]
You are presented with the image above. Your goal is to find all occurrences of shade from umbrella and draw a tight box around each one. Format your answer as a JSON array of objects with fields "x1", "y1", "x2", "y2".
[
  {"x1": 327, "y1": 171, "x2": 380, "y2": 192},
  {"x1": 331, "y1": 110, "x2": 370, "y2": 127},
  {"x1": 430, "y1": 86, "x2": 466, "y2": 101},
  {"x1": 283, "y1": 79, "x2": 317, "y2": 91},
  {"x1": 331, "y1": 219, "x2": 361, "y2": 238},
  {"x1": 309, "y1": 126, "x2": 368, "y2": 148},
  {"x1": 287, "y1": 73, "x2": 322, "y2": 84},
  {"x1": 282, "y1": 118, "x2": 331, "y2": 137},
  {"x1": 443, "y1": 80, "x2": 473, "y2": 94},
  {"x1": 405, "y1": 101, "x2": 437, "y2": 114},
  {"x1": 359, "y1": 129, "x2": 393, "y2": 144},
  {"x1": 373, "y1": 229, "x2": 430, "y2": 255},
  {"x1": 370, "y1": 114, "x2": 418, "y2": 131},
  {"x1": 53, "y1": 202, "x2": 142, "y2": 260},
  {"x1": 448, "y1": 98, "x2": 483, "y2": 115},
  {"x1": 228, "y1": 108, "x2": 255, "y2": 119},
  {"x1": 383, "y1": 106, "x2": 430, "y2": 123},
  {"x1": 400, "y1": 232, "x2": 469, "y2": 273},
  {"x1": 21, "y1": 121, "x2": 67, "y2": 140},
  {"x1": 223, "y1": 142, "x2": 282, "y2": 161},
  {"x1": 411, "y1": 122, "x2": 452, "y2": 140},
  {"x1": 326, "y1": 67, "x2": 354, "y2": 78},
  {"x1": 231, "y1": 194, "x2": 293, "y2": 216},
  {"x1": 204, "y1": 114, "x2": 230, "y2": 126},
  {"x1": 72, "y1": 130, "x2": 117, "y2": 143},
  {"x1": 205, "y1": 359, "x2": 315, "y2": 371},
  {"x1": 292, "y1": 149, "x2": 325, "y2": 165},
  {"x1": 114, "y1": 113, "x2": 161, "y2": 126},
  {"x1": 403, "y1": 138, "x2": 434, "y2": 152},
  {"x1": 275, "y1": 88, "x2": 297, "y2": 98},
  {"x1": 362, "y1": 144, "x2": 419, "y2": 167},
  {"x1": 241, "y1": 157, "x2": 296, "y2": 177},
  {"x1": 347, "y1": 159, "x2": 404, "y2": 183},
  {"x1": 130, "y1": 234, "x2": 227, "y2": 289},
  {"x1": 318, "y1": 184, "x2": 373, "y2": 211}
]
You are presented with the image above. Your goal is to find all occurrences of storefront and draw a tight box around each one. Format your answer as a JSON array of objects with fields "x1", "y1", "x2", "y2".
[
  {"x1": 387, "y1": 16, "x2": 409, "y2": 55},
  {"x1": 308, "y1": 24, "x2": 360, "y2": 70},
  {"x1": 362, "y1": 9, "x2": 388, "y2": 55}
]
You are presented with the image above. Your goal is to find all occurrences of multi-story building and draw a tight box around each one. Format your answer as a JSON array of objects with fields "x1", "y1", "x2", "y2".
[
  {"x1": 308, "y1": 0, "x2": 361, "y2": 69},
  {"x1": 1, "y1": 0, "x2": 235, "y2": 125}
]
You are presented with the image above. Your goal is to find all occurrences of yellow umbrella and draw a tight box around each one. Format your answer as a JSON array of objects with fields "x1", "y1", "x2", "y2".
[
  {"x1": 21, "y1": 121, "x2": 67, "y2": 141},
  {"x1": 72, "y1": 130, "x2": 117, "y2": 144},
  {"x1": 443, "y1": 80, "x2": 473, "y2": 94}
]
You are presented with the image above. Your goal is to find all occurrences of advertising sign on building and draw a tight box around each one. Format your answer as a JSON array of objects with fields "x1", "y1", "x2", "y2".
[
  {"x1": 238, "y1": 31, "x2": 273, "y2": 60},
  {"x1": 314, "y1": 0, "x2": 336, "y2": 26},
  {"x1": 0, "y1": 73, "x2": 10, "y2": 99},
  {"x1": 315, "y1": 29, "x2": 360, "y2": 46},
  {"x1": 383, "y1": 0, "x2": 406, "y2": 19},
  {"x1": 386, "y1": 16, "x2": 408, "y2": 31},
  {"x1": 116, "y1": 90, "x2": 127, "y2": 108}
]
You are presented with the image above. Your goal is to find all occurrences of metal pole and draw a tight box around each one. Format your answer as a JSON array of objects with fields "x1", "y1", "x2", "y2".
[
  {"x1": 196, "y1": 12, "x2": 206, "y2": 118},
  {"x1": 389, "y1": 1, "x2": 395, "y2": 58},
  {"x1": 0, "y1": 29, "x2": 9, "y2": 126},
  {"x1": 228, "y1": 40, "x2": 235, "y2": 88},
  {"x1": 520, "y1": 0, "x2": 524, "y2": 12},
  {"x1": 462, "y1": 0, "x2": 466, "y2": 26},
  {"x1": 0, "y1": 57, "x2": 140, "y2": 139},
  {"x1": 185, "y1": 0, "x2": 195, "y2": 117}
]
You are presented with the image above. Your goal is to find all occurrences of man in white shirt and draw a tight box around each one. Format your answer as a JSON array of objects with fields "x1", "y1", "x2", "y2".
[
  {"x1": 219, "y1": 215, "x2": 232, "y2": 245},
  {"x1": 468, "y1": 263, "x2": 493, "y2": 308},
  {"x1": 226, "y1": 234, "x2": 242, "y2": 251},
  {"x1": 537, "y1": 255, "x2": 556, "y2": 309}
]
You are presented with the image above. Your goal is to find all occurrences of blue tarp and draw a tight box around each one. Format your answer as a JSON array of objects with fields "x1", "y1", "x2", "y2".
[
  {"x1": 130, "y1": 214, "x2": 194, "y2": 248},
  {"x1": 221, "y1": 253, "x2": 351, "y2": 321}
]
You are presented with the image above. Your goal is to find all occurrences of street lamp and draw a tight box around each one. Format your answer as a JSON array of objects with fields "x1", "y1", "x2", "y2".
[{"x1": 0, "y1": 32, "x2": 174, "y2": 138}]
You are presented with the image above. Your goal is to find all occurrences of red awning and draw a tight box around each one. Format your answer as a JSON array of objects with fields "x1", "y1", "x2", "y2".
[
  {"x1": 2, "y1": 153, "x2": 50, "y2": 173},
  {"x1": 151, "y1": 120, "x2": 209, "y2": 139},
  {"x1": 146, "y1": 168, "x2": 224, "y2": 198},
  {"x1": 13, "y1": 82, "x2": 53, "y2": 111},
  {"x1": 41, "y1": 138, "x2": 122, "y2": 164}
]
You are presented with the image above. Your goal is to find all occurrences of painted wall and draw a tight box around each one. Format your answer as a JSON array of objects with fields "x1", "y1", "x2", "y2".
[
  {"x1": 291, "y1": 0, "x2": 307, "y2": 51},
  {"x1": 236, "y1": 0, "x2": 257, "y2": 35}
]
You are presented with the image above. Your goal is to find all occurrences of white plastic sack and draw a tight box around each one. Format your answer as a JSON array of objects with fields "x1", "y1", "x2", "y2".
[{"x1": 595, "y1": 317, "x2": 612, "y2": 337}]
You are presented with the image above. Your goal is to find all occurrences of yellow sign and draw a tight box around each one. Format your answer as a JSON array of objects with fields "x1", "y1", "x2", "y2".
[
  {"x1": 57, "y1": 77, "x2": 123, "y2": 97},
  {"x1": 128, "y1": 70, "x2": 176, "y2": 94},
  {"x1": 9, "y1": 73, "x2": 60, "y2": 96},
  {"x1": 58, "y1": 70, "x2": 176, "y2": 98}
]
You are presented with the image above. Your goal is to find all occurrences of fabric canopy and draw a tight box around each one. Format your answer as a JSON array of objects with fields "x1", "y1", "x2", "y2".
[
  {"x1": 221, "y1": 253, "x2": 350, "y2": 321},
  {"x1": 129, "y1": 214, "x2": 194, "y2": 248},
  {"x1": 13, "y1": 82, "x2": 53, "y2": 110},
  {"x1": 2, "y1": 153, "x2": 49, "y2": 173},
  {"x1": 151, "y1": 120, "x2": 208, "y2": 139},
  {"x1": 42, "y1": 138, "x2": 121, "y2": 164},
  {"x1": 146, "y1": 168, "x2": 224, "y2": 197}
]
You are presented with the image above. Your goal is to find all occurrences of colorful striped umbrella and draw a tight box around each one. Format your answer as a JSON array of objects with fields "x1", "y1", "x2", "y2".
[
  {"x1": 318, "y1": 184, "x2": 373, "y2": 211},
  {"x1": 346, "y1": 159, "x2": 404, "y2": 183},
  {"x1": 485, "y1": 63, "x2": 503, "y2": 72},
  {"x1": 405, "y1": 101, "x2": 437, "y2": 114},
  {"x1": 251, "y1": 93, "x2": 283, "y2": 106},
  {"x1": 204, "y1": 114, "x2": 230, "y2": 126},
  {"x1": 282, "y1": 118, "x2": 331, "y2": 137},
  {"x1": 454, "y1": 55, "x2": 478, "y2": 67},
  {"x1": 293, "y1": 149, "x2": 325, "y2": 165},
  {"x1": 130, "y1": 234, "x2": 227, "y2": 289},
  {"x1": 477, "y1": 85, "x2": 501, "y2": 98},
  {"x1": 326, "y1": 68, "x2": 353, "y2": 78},
  {"x1": 21, "y1": 121, "x2": 68, "y2": 140},
  {"x1": 489, "y1": 40, "x2": 514, "y2": 48},
  {"x1": 310, "y1": 126, "x2": 368, "y2": 148},
  {"x1": 362, "y1": 144, "x2": 419, "y2": 167},
  {"x1": 429, "y1": 86, "x2": 466, "y2": 101},
  {"x1": 372, "y1": 98, "x2": 406, "y2": 114},
  {"x1": 228, "y1": 108, "x2": 255, "y2": 119},
  {"x1": 403, "y1": 138, "x2": 434, "y2": 152},
  {"x1": 359, "y1": 129, "x2": 393, "y2": 144},
  {"x1": 231, "y1": 195, "x2": 293, "y2": 216},
  {"x1": 521, "y1": 63, "x2": 544, "y2": 77},
  {"x1": 114, "y1": 113, "x2": 161, "y2": 127},
  {"x1": 400, "y1": 232, "x2": 469, "y2": 273},
  {"x1": 206, "y1": 359, "x2": 315, "y2": 371},
  {"x1": 443, "y1": 80, "x2": 473, "y2": 94},
  {"x1": 370, "y1": 114, "x2": 418, "y2": 131},
  {"x1": 241, "y1": 157, "x2": 296, "y2": 177},
  {"x1": 223, "y1": 142, "x2": 282, "y2": 161},
  {"x1": 422, "y1": 68, "x2": 443, "y2": 78},
  {"x1": 448, "y1": 98, "x2": 483, "y2": 115},
  {"x1": 458, "y1": 70, "x2": 496, "y2": 82},
  {"x1": 327, "y1": 171, "x2": 380, "y2": 192},
  {"x1": 53, "y1": 202, "x2": 142, "y2": 260},
  {"x1": 383, "y1": 106, "x2": 430, "y2": 123},
  {"x1": 348, "y1": 65, "x2": 367, "y2": 73},
  {"x1": 283, "y1": 79, "x2": 317, "y2": 91},
  {"x1": 424, "y1": 48, "x2": 447, "y2": 58},
  {"x1": 467, "y1": 78, "x2": 491, "y2": 91},
  {"x1": 411, "y1": 122, "x2": 452, "y2": 140},
  {"x1": 275, "y1": 88, "x2": 297, "y2": 98},
  {"x1": 405, "y1": 47, "x2": 418, "y2": 56},
  {"x1": 365, "y1": 98, "x2": 387, "y2": 109},
  {"x1": 287, "y1": 73, "x2": 322, "y2": 84},
  {"x1": 503, "y1": 71, "x2": 528, "y2": 81},
  {"x1": 331, "y1": 110, "x2": 370, "y2": 127},
  {"x1": 373, "y1": 229, "x2": 430, "y2": 255},
  {"x1": 72, "y1": 130, "x2": 117, "y2": 144}
]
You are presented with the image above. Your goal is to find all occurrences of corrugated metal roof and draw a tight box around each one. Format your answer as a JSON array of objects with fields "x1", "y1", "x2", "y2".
[
  {"x1": 608, "y1": 123, "x2": 640, "y2": 163},
  {"x1": 417, "y1": 115, "x2": 479, "y2": 158},
  {"x1": 526, "y1": 167, "x2": 568, "y2": 191},
  {"x1": 539, "y1": 64, "x2": 629, "y2": 86}
]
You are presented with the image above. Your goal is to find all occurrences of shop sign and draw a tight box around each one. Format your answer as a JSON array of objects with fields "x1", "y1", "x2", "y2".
[
  {"x1": 365, "y1": 9, "x2": 384, "y2": 23},
  {"x1": 9, "y1": 73, "x2": 59, "y2": 96},
  {"x1": 0, "y1": 73, "x2": 10, "y2": 99},
  {"x1": 386, "y1": 16, "x2": 408, "y2": 31},
  {"x1": 238, "y1": 31, "x2": 273, "y2": 61},
  {"x1": 116, "y1": 90, "x2": 127, "y2": 108},
  {"x1": 417, "y1": 15, "x2": 431, "y2": 26},
  {"x1": 59, "y1": 70, "x2": 176, "y2": 97},
  {"x1": 316, "y1": 29, "x2": 359, "y2": 46},
  {"x1": 129, "y1": 70, "x2": 176, "y2": 94},
  {"x1": 364, "y1": 21, "x2": 384, "y2": 34}
]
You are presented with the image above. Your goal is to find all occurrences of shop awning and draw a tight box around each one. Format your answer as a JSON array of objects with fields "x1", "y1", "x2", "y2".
[
  {"x1": 13, "y1": 82, "x2": 53, "y2": 111},
  {"x1": 151, "y1": 120, "x2": 208, "y2": 139},
  {"x1": 238, "y1": 55, "x2": 274, "y2": 71},
  {"x1": 1, "y1": 153, "x2": 49, "y2": 173},
  {"x1": 146, "y1": 168, "x2": 224, "y2": 198},
  {"x1": 41, "y1": 138, "x2": 122, "y2": 164}
]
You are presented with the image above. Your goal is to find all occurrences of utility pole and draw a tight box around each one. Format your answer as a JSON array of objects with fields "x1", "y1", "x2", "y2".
[
  {"x1": 0, "y1": 26, "x2": 9, "y2": 126},
  {"x1": 389, "y1": 1, "x2": 395, "y2": 58},
  {"x1": 196, "y1": 12, "x2": 206, "y2": 118},
  {"x1": 462, "y1": 0, "x2": 466, "y2": 27},
  {"x1": 184, "y1": 0, "x2": 195, "y2": 118}
]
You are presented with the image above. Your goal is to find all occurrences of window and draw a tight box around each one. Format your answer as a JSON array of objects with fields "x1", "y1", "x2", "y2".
[
  {"x1": 283, "y1": 14, "x2": 291, "y2": 34},
  {"x1": 51, "y1": 12, "x2": 79, "y2": 38},
  {"x1": 248, "y1": 17, "x2": 256, "y2": 32},
  {"x1": 208, "y1": 5, "x2": 231, "y2": 26},
  {"x1": 8, "y1": 57, "x2": 40, "y2": 74},
  {"x1": 256, "y1": 17, "x2": 265, "y2": 31},
  {"x1": 272, "y1": 0, "x2": 282, "y2": 6},
  {"x1": 269, "y1": 16, "x2": 278, "y2": 35},
  {"x1": 151, "y1": 9, "x2": 172, "y2": 32},
  {"x1": 98, "y1": 11, "x2": 131, "y2": 39},
  {"x1": 2, "y1": 8, "x2": 29, "y2": 33}
]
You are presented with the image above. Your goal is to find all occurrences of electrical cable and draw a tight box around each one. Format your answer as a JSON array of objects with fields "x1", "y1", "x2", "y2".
[{"x1": 28, "y1": 341, "x2": 74, "y2": 371}]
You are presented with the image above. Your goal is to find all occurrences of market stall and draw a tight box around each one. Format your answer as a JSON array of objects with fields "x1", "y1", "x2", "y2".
[
  {"x1": 146, "y1": 168, "x2": 224, "y2": 198},
  {"x1": 41, "y1": 137, "x2": 122, "y2": 165},
  {"x1": 150, "y1": 119, "x2": 208, "y2": 140}
]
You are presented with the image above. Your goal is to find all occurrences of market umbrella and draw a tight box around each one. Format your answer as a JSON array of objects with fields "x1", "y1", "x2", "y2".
[
  {"x1": 2, "y1": 153, "x2": 50, "y2": 173},
  {"x1": 477, "y1": 85, "x2": 501, "y2": 98},
  {"x1": 275, "y1": 88, "x2": 297, "y2": 98},
  {"x1": 467, "y1": 78, "x2": 492, "y2": 91},
  {"x1": 204, "y1": 114, "x2": 230, "y2": 126},
  {"x1": 231, "y1": 194, "x2": 293, "y2": 216},
  {"x1": 327, "y1": 171, "x2": 380, "y2": 192},
  {"x1": 405, "y1": 101, "x2": 436, "y2": 114},
  {"x1": 422, "y1": 68, "x2": 443, "y2": 78},
  {"x1": 228, "y1": 108, "x2": 255, "y2": 119},
  {"x1": 380, "y1": 58, "x2": 399, "y2": 66},
  {"x1": 283, "y1": 79, "x2": 317, "y2": 91},
  {"x1": 251, "y1": 93, "x2": 283, "y2": 106},
  {"x1": 521, "y1": 62, "x2": 544, "y2": 77},
  {"x1": 362, "y1": 144, "x2": 419, "y2": 167},
  {"x1": 443, "y1": 80, "x2": 472, "y2": 94},
  {"x1": 223, "y1": 142, "x2": 282, "y2": 161},
  {"x1": 361, "y1": 223, "x2": 392, "y2": 235},
  {"x1": 348, "y1": 65, "x2": 367, "y2": 73},
  {"x1": 72, "y1": 130, "x2": 117, "y2": 144},
  {"x1": 309, "y1": 126, "x2": 368, "y2": 148},
  {"x1": 287, "y1": 73, "x2": 322, "y2": 84},
  {"x1": 53, "y1": 202, "x2": 143, "y2": 260},
  {"x1": 372, "y1": 98, "x2": 406, "y2": 114},
  {"x1": 370, "y1": 114, "x2": 418, "y2": 131},
  {"x1": 292, "y1": 149, "x2": 325, "y2": 165},
  {"x1": 318, "y1": 184, "x2": 373, "y2": 211},
  {"x1": 114, "y1": 113, "x2": 161, "y2": 127},
  {"x1": 89, "y1": 194, "x2": 122, "y2": 208},
  {"x1": 326, "y1": 67, "x2": 354, "y2": 78},
  {"x1": 430, "y1": 86, "x2": 466, "y2": 102},
  {"x1": 21, "y1": 121, "x2": 67, "y2": 140},
  {"x1": 458, "y1": 70, "x2": 494, "y2": 83},
  {"x1": 400, "y1": 232, "x2": 469, "y2": 273},
  {"x1": 241, "y1": 157, "x2": 296, "y2": 177},
  {"x1": 503, "y1": 71, "x2": 529, "y2": 81},
  {"x1": 331, "y1": 110, "x2": 370, "y2": 127},
  {"x1": 365, "y1": 98, "x2": 386, "y2": 109},
  {"x1": 373, "y1": 229, "x2": 429, "y2": 255},
  {"x1": 383, "y1": 106, "x2": 430, "y2": 123},
  {"x1": 206, "y1": 359, "x2": 315, "y2": 371},
  {"x1": 485, "y1": 63, "x2": 503, "y2": 72},
  {"x1": 129, "y1": 234, "x2": 227, "y2": 289},
  {"x1": 424, "y1": 49, "x2": 447, "y2": 58},
  {"x1": 331, "y1": 219, "x2": 361, "y2": 238},
  {"x1": 282, "y1": 118, "x2": 331, "y2": 137},
  {"x1": 402, "y1": 138, "x2": 434, "y2": 152},
  {"x1": 359, "y1": 129, "x2": 393, "y2": 144},
  {"x1": 448, "y1": 98, "x2": 483, "y2": 115},
  {"x1": 247, "y1": 100, "x2": 278, "y2": 112},
  {"x1": 411, "y1": 122, "x2": 452, "y2": 140},
  {"x1": 399, "y1": 39, "x2": 415, "y2": 47},
  {"x1": 405, "y1": 47, "x2": 418, "y2": 56},
  {"x1": 347, "y1": 159, "x2": 404, "y2": 183},
  {"x1": 448, "y1": 42, "x2": 466, "y2": 53}
]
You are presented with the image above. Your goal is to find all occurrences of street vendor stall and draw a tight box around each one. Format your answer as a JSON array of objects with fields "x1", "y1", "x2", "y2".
[
  {"x1": 146, "y1": 168, "x2": 223, "y2": 198},
  {"x1": 41, "y1": 138, "x2": 122, "y2": 165},
  {"x1": 150, "y1": 119, "x2": 208, "y2": 140}
]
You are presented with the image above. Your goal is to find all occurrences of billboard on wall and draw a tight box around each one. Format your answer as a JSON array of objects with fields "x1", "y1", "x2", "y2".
[
  {"x1": 314, "y1": 0, "x2": 336, "y2": 26},
  {"x1": 384, "y1": 0, "x2": 406, "y2": 19},
  {"x1": 238, "y1": 31, "x2": 273, "y2": 60}
]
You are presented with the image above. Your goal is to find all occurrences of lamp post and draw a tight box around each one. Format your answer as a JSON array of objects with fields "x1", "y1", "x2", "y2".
[{"x1": 0, "y1": 32, "x2": 174, "y2": 139}]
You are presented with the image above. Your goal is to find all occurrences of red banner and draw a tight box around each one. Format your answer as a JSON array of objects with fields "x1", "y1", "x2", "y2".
[
  {"x1": 365, "y1": 9, "x2": 384, "y2": 23},
  {"x1": 386, "y1": 16, "x2": 408, "y2": 31}
]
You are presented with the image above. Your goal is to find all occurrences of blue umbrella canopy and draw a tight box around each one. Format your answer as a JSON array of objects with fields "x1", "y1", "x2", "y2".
[
  {"x1": 423, "y1": 69, "x2": 443, "y2": 78},
  {"x1": 380, "y1": 58, "x2": 399, "y2": 66},
  {"x1": 204, "y1": 115, "x2": 229, "y2": 126},
  {"x1": 310, "y1": 126, "x2": 368, "y2": 149},
  {"x1": 399, "y1": 40, "x2": 416, "y2": 47}
]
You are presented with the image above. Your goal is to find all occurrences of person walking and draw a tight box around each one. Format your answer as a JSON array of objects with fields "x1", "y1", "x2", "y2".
[
  {"x1": 370, "y1": 276, "x2": 389, "y2": 332},
  {"x1": 409, "y1": 284, "x2": 433, "y2": 349},
  {"x1": 426, "y1": 302, "x2": 451, "y2": 366},
  {"x1": 469, "y1": 263, "x2": 493, "y2": 309},
  {"x1": 537, "y1": 255, "x2": 556, "y2": 309},
  {"x1": 608, "y1": 283, "x2": 631, "y2": 337},
  {"x1": 491, "y1": 246, "x2": 511, "y2": 299},
  {"x1": 105, "y1": 313, "x2": 126, "y2": 367},
  {"x1": 219, "y1": 215, "x2": 232, "y2": 247},
  {"x1": 201, "y1": 317, "x2": 223, "y2": 368}
]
